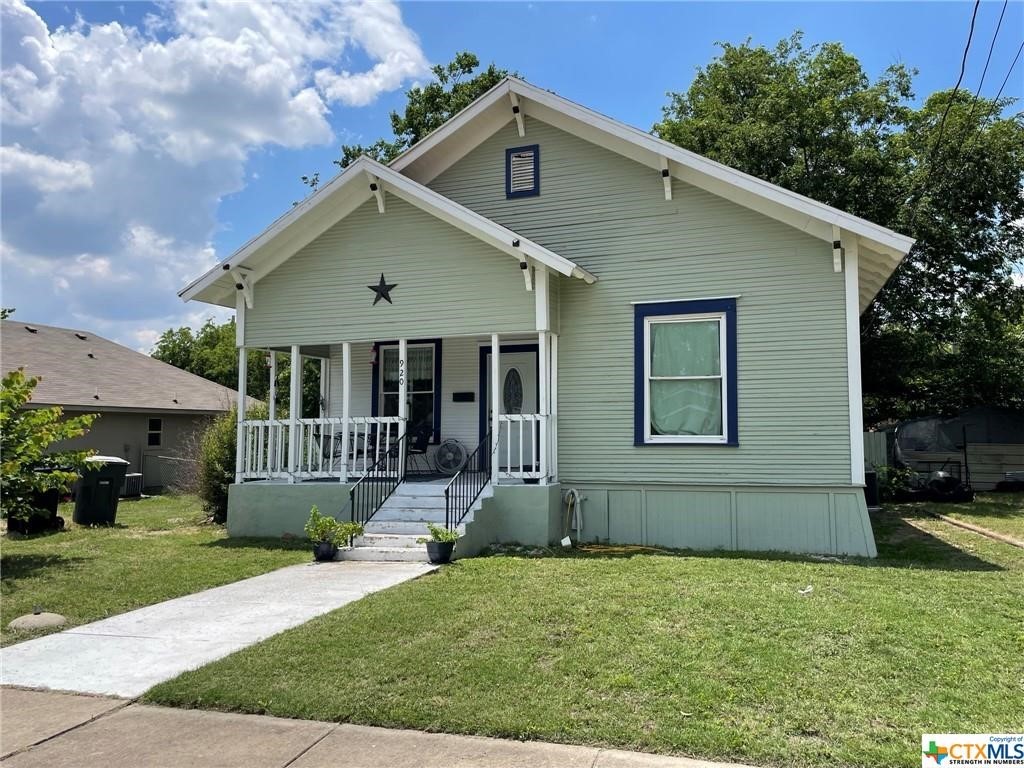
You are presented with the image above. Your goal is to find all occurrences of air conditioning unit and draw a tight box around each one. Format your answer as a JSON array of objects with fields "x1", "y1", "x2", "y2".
[{"x1": 121, "y1": 473, "x2": 143, "y2": 498}]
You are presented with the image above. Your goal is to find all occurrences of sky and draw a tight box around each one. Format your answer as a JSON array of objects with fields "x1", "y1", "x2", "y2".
[{"x1": 2, "y1": 0, "x2": 1021, "y2": 351}]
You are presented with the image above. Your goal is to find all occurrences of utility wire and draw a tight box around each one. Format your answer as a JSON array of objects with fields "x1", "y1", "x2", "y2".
[{"x1": 992, "y1": 38, "x2": 1023, "y2": 102}]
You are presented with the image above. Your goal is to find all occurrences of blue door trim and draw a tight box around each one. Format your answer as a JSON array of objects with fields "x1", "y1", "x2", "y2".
[{"x1": 371, "y1": 338, "x2": 443, "y2": 444}]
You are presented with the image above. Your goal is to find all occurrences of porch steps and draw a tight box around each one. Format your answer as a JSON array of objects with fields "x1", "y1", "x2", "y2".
[{"x1": 336, "y1": 478, "x2": 487, "y2": 561}]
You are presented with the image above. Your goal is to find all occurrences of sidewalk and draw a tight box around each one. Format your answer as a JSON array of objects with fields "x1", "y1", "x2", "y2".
[
  {"x1": 0, "y1": 688, "x2": 753, "y2": 768},
  {"x1": 0, "y1": 561, "x2": 435, "y2": 697}
]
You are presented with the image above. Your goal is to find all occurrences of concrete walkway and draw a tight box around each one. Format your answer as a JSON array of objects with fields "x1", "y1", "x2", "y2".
[
  {"x1": 0, "y1": 688, "x2": 754, "y2": 768},
  {"x1": 0, "y1": 562, "x2": 436, "y2": 697}
]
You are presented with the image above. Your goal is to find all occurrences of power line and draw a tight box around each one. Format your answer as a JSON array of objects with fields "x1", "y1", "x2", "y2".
[
  {"x1": 992, "y1": 38, "x2": 1024, "y2": 102},
  {"x1": 971, "y1": 0, "x2": 1008, "y2": 102},
  {"x1": 926, "y1": 0, "x2": 982, "y2": 170}
]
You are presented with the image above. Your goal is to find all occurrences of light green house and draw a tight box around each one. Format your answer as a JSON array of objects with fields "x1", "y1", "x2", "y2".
[{"x1": 180, "y1": 78, "x2": 913, "y2": 559}]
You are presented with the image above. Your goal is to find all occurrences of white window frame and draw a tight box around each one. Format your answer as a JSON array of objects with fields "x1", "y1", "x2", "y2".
[{"x1": 643, "y1": 312, "x2": 728, "y2": 444}]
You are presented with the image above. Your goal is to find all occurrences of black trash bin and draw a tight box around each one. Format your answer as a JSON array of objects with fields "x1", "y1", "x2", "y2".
[
  {"x1": 864, "y1": 467, "x2": 880, "y2": 508},
  {"x1": 6, "y1": 473, "x2": 64, "y2": 535},
  {"x1": 73, "y1": 456, "x2": 129, "y2": 526}
]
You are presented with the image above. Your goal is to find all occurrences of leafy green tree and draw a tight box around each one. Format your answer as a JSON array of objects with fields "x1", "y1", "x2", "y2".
[
  {"x1": 1, "y1": 369, "x2": 97, "y2": 521},
  {"x1": 151, "y1": 319, "x2": 322, "y2": 417},
  {"x1": 655, "y1": 33, "x2": 1024, "y2": 425},
  {"x1": 334, "y1": 52, "x2": 511, "y2": 170}
]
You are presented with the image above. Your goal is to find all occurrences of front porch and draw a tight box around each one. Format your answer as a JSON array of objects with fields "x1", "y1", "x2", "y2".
[{"x1": 232, "y1": 330, "x2": 561, "y2": 519}]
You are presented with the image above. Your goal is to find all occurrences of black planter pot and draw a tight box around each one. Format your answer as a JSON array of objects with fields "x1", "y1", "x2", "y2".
[
  {"x1": 313, "y1": 541, "x2": 338, "y2": 562},
  {"x1": 426, "y1": 541, "x2": 455, "y2": 564}
]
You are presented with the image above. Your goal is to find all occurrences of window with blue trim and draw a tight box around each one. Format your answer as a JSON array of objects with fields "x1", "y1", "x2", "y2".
[
  {"x1": 505, "y1": 144, "x2": 539, "y2": 198},
  {"x1": 634, "y1": 299, "x2": 738, "y2": 446},
  {"x1": 374, "y1": 340, "x2": 442, "y2": 443}
]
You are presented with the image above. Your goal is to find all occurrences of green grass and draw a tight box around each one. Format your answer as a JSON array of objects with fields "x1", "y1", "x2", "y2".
[
  {"x1": 1, "y1": 494, "x2": 308, "y2": 646},
  {"x1": 144, "y1": 505, "x2": 1024, "y2": 768},
  {"x1": 894, "y1": 491, "x2": 1024, "y2": 541}
]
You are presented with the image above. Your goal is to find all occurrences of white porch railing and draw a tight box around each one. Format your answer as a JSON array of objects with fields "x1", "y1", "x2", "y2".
[
  {"x1": 241, "y1": 419, "x2": 290, "y2": 480},
  {"x1": 496, "y1": 414, "x2": 549, "y2": 481},
  {"x1": 241, "y1": 416, "x2": 405, "y2": 481}
]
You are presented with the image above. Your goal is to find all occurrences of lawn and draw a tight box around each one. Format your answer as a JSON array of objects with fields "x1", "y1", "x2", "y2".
[
  {"x1": 145, "y1": 500, "x2": 1024, "y2": 768},
  {"x1": 895, "y1": 491, "x2": 1024, "y2": 542},
  {"x1": 1, "y1": 494, "x2": 308, "y2": 646}
]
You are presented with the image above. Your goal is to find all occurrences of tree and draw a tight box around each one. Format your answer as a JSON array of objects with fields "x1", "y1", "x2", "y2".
[
  {"x1": 1, "y1": 369, "x2": 96, "y2": 521},
  {"x1": 151, "y1": 319, "x2": 323, "y2": 417},
  {"x1": 655, "y1": 33, "x2": 1024, "y2": 425},
  {"x1": 333, "y1": 52, "x2": 511, "y2": 170}
]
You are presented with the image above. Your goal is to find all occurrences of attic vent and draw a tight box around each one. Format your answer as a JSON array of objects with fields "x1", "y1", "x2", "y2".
[
  {"x1": 75, "y1": 332, "x2": 87, "y2": 340},
  {"x1": 25, "y1": 325, "x2": 37, "y2": 333},
  {"x1": 506, "y1": 145, "x2": 539, "y2": 199}
]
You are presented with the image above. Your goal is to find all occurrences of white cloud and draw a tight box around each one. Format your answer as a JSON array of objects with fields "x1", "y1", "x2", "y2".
[
  {"x1": 0, "y1": 0, "x2": 429, "y2": 346},
  {"x1": 0, "y1": 144, "x2": 92, "y2": 192}
]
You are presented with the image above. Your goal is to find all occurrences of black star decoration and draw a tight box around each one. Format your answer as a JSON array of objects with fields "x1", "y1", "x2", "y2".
[{"x1": 367, "y1": 273, "x2": 397, "y2": 305}]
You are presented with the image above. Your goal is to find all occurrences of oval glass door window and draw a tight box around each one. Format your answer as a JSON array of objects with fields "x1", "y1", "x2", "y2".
[{"x1": 503, "y1": 368, "x2": 524, "y2": 414}]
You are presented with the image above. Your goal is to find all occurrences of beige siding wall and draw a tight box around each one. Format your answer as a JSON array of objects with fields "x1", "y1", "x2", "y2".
[
  {"x1": 53, "y1": 410, "x2": 213, "y2": 489},
  {"x1": 431, "y1": 117, "x2": 852, "y2": 486},
  {"x1": 244, "y1": 198, "x2": 535, "y2": 348}
]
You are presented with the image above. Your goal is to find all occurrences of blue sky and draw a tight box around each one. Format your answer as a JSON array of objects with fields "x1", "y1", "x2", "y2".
[{"x1": 4, "y1": 1, "x2": 1021, "y2": 348}]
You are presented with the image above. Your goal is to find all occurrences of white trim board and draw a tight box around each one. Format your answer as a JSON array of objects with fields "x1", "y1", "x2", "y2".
[
  {"x1": 390, "y1": 77, "x2": 913, "y2": 312},
  {"x1": 631, "y1": 295, "x2": 741, "y2": 305},
  {"x1": 179, "y1": 156, "x2": 596, "y2": 308}
]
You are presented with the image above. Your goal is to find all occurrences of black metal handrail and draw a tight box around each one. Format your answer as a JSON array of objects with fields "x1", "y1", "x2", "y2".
[
  {"x1": 444, "y1": 430, "x2": 491, "y2": 530},
  {"x1": 350, "y1": 433, "x2": 407, "y2": 527}
]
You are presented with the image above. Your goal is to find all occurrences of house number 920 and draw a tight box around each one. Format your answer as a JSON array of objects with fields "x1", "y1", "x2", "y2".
[{"x1": 398, "y1": 358, "x2": 405, "y2": 387}]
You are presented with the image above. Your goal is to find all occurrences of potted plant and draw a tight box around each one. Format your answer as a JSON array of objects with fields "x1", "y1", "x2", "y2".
[
  {"x1": 304, "y1": 506, "x2": 363, "y2": 562},
  {"x1": 418, "y1": 522, "x2": 459, "y2": 564}
]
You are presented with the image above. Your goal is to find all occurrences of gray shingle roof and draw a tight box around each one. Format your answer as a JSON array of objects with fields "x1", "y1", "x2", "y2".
[{"x1": 1, "y1": 320, "x2": 238, "y2": 413}]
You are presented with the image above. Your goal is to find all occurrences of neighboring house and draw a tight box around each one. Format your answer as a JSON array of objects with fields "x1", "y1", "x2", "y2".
[
  {"x1": 1, "y1": 320, "x2": 238, "y2": 490},
  {"x1": 180, "y1": 78, "x2": 914, "y2": 558}
]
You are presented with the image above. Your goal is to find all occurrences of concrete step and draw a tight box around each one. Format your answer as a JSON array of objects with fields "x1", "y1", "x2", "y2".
[
  {"x1": 372, "y1": 509, "x2": 447, "y2": 523},
  {"x1": 365, "y1": 520, "x2": 465, "y2": 536},
  {"x1": 392, "y1": 480, "x2": 449, "y2": 496},
  {"x1": 337, "y1": 546, "x2": 429, "y2": 562},
  {"x1": 378, "y1": 496, "x2": 447, "y2": 511},
  {"x1": 353, "y1": 533, "x2": 422, "y2": 549}
]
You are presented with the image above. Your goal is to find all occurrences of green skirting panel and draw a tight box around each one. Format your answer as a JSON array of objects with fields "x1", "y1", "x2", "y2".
[
  {"x1": 459, "y1": 484, "x2": 563, "y2": 557},
  {"x1": 562, "y1": 484, "x2": 876, "y2": 558},
  {"x1": 227, "y1": 482, "x2": 352, "y2": 539}
]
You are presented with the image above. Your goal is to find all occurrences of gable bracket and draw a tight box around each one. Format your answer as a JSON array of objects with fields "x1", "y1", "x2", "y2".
[
  {"x1": 231, "y1": 267, "x2": 254, "y2": 309},
  {"x1": 367, "y1": 173, "x2": 386, "y2": 214},
  {"x1": 510, "y1": 92, "x2": 525, "y2": 138},
  {"x1": 831, "y1": 224, "x2": 844, "y2": 272},
  {"x1": 660, "y1": 157, "x2": 672, "y2": 201}
]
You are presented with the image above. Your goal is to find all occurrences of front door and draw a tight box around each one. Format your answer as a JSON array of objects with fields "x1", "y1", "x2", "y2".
[{"x1": 484, "y1": 350, "x2": 538, "y2": 473}]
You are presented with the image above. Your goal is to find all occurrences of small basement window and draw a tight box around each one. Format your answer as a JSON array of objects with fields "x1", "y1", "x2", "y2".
[
  {"x1": 506, "y1": 144, "x2": 539, "y2": 198},
  {"x1": 147, "y1": 417, "x2": 163, "y2": 447}
]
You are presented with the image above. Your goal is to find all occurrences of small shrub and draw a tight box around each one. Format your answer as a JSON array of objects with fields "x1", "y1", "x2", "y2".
[
  {"x1": 419, "y1": 522, "x2": 459, "y2": 543},
  {"x1": 304, "y1": 505, "x2": 363, "y2": 544},
  {"x1": 877, "y1": 465, "x2": 918, "y2": 502},
  {"x1": 197, "y1": 408, "x2": 236, "y2": 523}
]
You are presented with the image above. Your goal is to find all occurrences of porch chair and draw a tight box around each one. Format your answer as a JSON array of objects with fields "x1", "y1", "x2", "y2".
[{"x1": 406, "y1": 426, "x2": 432, "y2": 475}]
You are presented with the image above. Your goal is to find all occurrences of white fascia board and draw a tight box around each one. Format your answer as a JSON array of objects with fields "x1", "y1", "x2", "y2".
[
  {"x1": 179, "y1": 154, "x2": 595, "y2": 306},
  {"x1": 365, "y1": 158, "x2": 596, "y2": 283},
  {"x1": 391, "y1": 76, "x2": 915, "y2": 259}
]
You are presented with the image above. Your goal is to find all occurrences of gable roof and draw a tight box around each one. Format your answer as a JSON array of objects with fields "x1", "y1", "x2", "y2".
[
  {"x1": 0, "y1": 320, "x2": 238, "y2": 413},
  {"x1": 180, "y1": 156, "x2": 596, "y2": 308},
  {"x1": 389, "y1": 77, "x2": 915, "y2": 312}
]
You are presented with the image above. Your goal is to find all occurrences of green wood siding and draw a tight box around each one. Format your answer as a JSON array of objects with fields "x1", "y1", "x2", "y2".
[
  {"x1": 431, "y1": 117, "x2": 852, "y2": 486},
  {"x1": 244, "y1": 198, "x2": 535, "y2": 348}
]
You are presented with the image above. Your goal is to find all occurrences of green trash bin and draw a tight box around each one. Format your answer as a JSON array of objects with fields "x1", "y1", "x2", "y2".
[{"x1": 73, "y1": 456, "x2": 129, "y2": 526}]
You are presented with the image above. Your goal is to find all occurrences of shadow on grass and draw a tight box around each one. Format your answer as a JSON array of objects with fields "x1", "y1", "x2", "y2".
[
  {"x1": 0, "y1": 553, "x2": 88, "y2": 581},
  {"x1": 483, "y1": 509, "x2": 1004, "y2": 573},
  {"x1": 202, "y1": 537, "x2": 309, "y2": 554}
]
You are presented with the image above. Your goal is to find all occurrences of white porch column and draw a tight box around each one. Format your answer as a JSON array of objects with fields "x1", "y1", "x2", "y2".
[
  {"x1": 491, "y1": 333, "x2": 500, "y2": 483},
  {"x1": 550, "y1": 332, "x2": 559, "y2": 481},
  {"x1": 267, "y1": 351, "x2": 277, "y2": 473},
  {"x1": 397, "y1": 338, "x2": 408, "y2": 476},
  {"x1": 235, "y1": 347, "x2": 247, "y2": 484},
  {"x1": 843, "y1": 232, "x2": 865, "y2": 485},
  {"x1": 288, "y1": 345, "x2": 301, "y2": 483},
  {"x1": 538, "y1": 330, "x2": 549, "y2": 483},
  {"x1": 340, "y1": 342, "x2": 351, "y2": 483}
]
